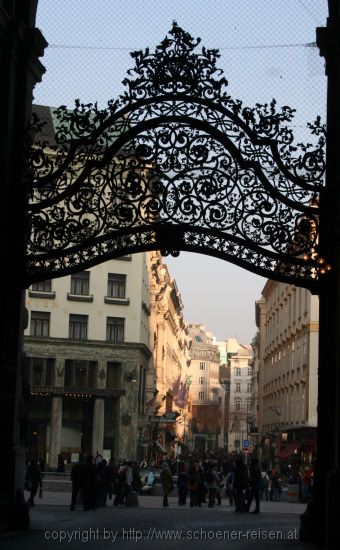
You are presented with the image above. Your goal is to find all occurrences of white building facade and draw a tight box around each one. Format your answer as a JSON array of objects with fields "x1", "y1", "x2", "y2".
[
  {"x1": 24, "y1": 253, "x2": 152, "y2": 467},
  {"x1": 188, "y1": 324, "x2": 223, "y2": 452},
  {"x1": 217, "y1": 338, "x2": 253, "y2": 454}
]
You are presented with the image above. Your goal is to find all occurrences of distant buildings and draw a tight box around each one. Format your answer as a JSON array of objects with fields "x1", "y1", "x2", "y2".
[
  {"x1": 216, "y1": 338, "x2": 253, "y2": 454},
  {"x1": 188, "y1": 324, "x2": 223, "y2": 453}
]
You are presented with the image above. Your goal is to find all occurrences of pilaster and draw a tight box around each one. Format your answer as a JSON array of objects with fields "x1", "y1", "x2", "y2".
[
  {"x1": 49, "y1": 397, "x2": 63, "y2": 469},
  {"x1": 92, "y1": 398, "x2": 105, "y2": 457}
]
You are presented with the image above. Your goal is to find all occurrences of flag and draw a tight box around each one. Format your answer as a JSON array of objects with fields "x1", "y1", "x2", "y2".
[
  {"x1": 174, "y1": 380, "x2": 188, "y2": 408},
  {"x1": 172, "y1": 374, "x2": 181, "y2": 397}
]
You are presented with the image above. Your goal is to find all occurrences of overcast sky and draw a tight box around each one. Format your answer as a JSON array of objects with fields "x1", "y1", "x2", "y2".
[{"x1": 35, "y1": 0, "x2": 327, "y2": 344}]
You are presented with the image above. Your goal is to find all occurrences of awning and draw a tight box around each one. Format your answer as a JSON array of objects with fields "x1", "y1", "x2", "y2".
[{"x1": 278, "y1": 442, "x2": 302, "y2": 458}]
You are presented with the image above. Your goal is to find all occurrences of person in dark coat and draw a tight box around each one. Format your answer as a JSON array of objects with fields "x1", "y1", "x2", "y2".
[
  {"x1": 160, "y1": 463, "x2": 174, "y2": 507},
  {"x1": 57, "y1": 454, "x2": 65, "y2": 473},
  {"x1": 25, "y1": 459, "x2": 42, "y2": 507},
  {"x1": 247, "y1": 457, "x2": 262, "y2": 513},
  {"x1": 96, "y1": 459, "x2": 109, "y2": 507},
  {"x1": 82, "y1": 455, "x2": 96, "y2": 511},
  {"x1": 233, "y1": 457, "x2": 248, "y2": 513},
  {"x1": 177, "y1": 462, "x2": 188, "y2": 506},
  {"x1": 70, "y1": 454, "x2": 85, "y2": 510},
  {"x1": 188, "y1": 464, "x2": 200, "y2": 507}
]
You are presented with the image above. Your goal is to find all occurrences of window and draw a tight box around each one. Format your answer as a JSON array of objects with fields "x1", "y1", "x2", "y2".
[
  {"x1": 70, "y1": 272, "x2": 90, "y2": 295},
  {"x1": 235, "y1": 382, "x2": 241, "y2": 392},
  {"x1": 106, "y1": 317, "x2": 124, "y2": 342},
  {"x1": 235, "y1": 367, "x2": 241, "y2": 376},
  {"x1": 69, "y1": 314, "x2": 88, "y2": 340},
  {"x1": 107, "y1": 273, "x2": 126, "y2": 298},
  {"x1": 199, "y1": 377, "x2": 205, "y2": 385},
  {"x1": 198, "y1": 391, "x2": 205, "y2": 400},
  {"x1": 248, "y1": 367, "x2": 252, "y2": 376},
  {"x1": 195, "y1": 335, "x2": 202, "y2": 342},
  {"x1": 199, "y1": 362, "x2": 206, "y2": 370},
  {"x1": 31, "y1": 280, "x2": 52, "y2": 292},
  {"x1": 247, "y1": 383, "x2": 251, "y2": 392},
  {"x1": 246, "y1": 400, "x2": 252, "y2": 412},
  {"x1": 64, "y1": 360, "x2": 97, "y2": 388},
  {"x1": 27, "y1": 357, "x2": 54, "y2": 386},
  {"x1": 107, "y1": 362, "x2": 121, "y2": 388},
  {"x1": 30, "y1": 311, "x2": 50, "y2": 337},
  {"x1": 235, "y1": 400, "x2": 241, "y2": 411}
]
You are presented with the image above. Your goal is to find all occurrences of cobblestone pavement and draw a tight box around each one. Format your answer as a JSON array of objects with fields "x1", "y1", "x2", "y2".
[{"x1": 0, "y1": 493, "x2": 319, "y2": 550}]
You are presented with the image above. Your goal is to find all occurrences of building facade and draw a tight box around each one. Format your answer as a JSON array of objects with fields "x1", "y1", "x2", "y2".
[
  {"x1": 218, "y1": 338, "x2": 253, "y2": 454},
  {"x1": 257, "y1": 281, "x2": 318, "y2": 468},
  {"x1": 148, "y1": 252, "x2": 192, "y2": 459},
  {"x1": 24, "y1": 253, "x2": 152, "y2": 467},
  {"x1": 188, "y1": 324, "x2": 222, "y2": 453}
]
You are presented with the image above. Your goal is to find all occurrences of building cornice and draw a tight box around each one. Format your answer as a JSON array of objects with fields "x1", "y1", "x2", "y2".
[{"x1": 24, "y1": 336, "x2": 152, "y2": 358}]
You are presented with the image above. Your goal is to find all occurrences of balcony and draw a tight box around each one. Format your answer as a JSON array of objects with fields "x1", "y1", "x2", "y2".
[
  {"x1": 67, "y1": 293, "x2": 93, "y2": 302},
  {"x1": 104, "y1": 296, "x2": 130, "y2": 305}
]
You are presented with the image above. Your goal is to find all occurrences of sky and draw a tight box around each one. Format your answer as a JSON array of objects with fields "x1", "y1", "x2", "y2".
[{"x1": 34, "y1": 0, "x2": 327, "y2": 343}]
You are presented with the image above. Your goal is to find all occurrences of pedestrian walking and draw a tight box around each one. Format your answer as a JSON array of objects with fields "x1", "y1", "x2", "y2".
[
  {"x1": 270, "y1": 470, "x2": 282, "y2": 502},
  {"x1": 204, "y1": 463, "x2": 220, "y2": 508},
  {"x1": 247, "y1": 457, "x2": 262, "y2": 514},
  {"x1": 188, "y1": 464, "x2": 200, "y2": 507},
  {"x1": 96, "y1": 459, "x2": 109, "y2": 507},
  {"x1": 82, "y1": 455, "x2": 96, "y2": 511},
  {"x1": 233, "y1": 457, "x2": 248, "y2": 513},
  {"x1": 225, "y1": 470, "x2": 235, "y2": 506},
  {"x1": 160, "y1": 463, "x2": 174, "y2": 507},
  {"x1": 131, "y1": 461, "x2": 143, "y2": 494},
  {"x1": 177, "y1": 462, "x2": 188, "y2": 506},
  {"x1": 25, "y1": 458, "x2": 42, "y2": 507},
  {"x1": 70, "y1": 454, "x2": 85, "y2": 510},
  {"x1": 260, "y1": 466, "x2": 269, "y2": 501}
]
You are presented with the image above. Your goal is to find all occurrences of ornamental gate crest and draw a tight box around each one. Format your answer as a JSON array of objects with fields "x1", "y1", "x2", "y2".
[{"x1": 26, "y1": 22, "x2": 326, "y2": 292}]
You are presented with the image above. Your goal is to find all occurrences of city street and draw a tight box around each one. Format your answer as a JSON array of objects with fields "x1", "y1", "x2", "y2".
[{"x1": 0, "y1": 493, "x2": 318, "y2": 550}]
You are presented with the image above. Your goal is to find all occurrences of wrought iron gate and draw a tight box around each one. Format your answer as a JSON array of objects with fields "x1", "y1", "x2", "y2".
[{"x1": 25, "y1": 22, "x2": 327, "y2": 291}]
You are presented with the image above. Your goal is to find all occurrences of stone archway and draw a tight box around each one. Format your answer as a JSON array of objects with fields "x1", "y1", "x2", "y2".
[
  {"x1": 25, "y1": 21, "x2": 333, "y2": 545},
  {"x1": 1, "y1": 3, "x2": 340, "y2": 548}
]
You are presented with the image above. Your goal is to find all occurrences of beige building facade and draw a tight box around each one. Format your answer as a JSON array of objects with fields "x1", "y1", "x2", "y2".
[
  {"x1": 256, "y1": 280, "x2": 318, "y2": 467},
  {"x1": 148, "y1": 252, "x2": 192, "y2": 457}
]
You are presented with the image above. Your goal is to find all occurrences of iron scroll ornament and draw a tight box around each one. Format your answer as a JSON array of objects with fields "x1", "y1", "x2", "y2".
[{"x1": 25, "y1": 22, "x2": 326, "y2": 291}]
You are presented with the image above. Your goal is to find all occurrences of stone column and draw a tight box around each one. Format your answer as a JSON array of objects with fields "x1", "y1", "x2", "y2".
[
  {"x1": 0, "y1": 1, "x2": 47, "y2": 529},
  {"x1": 49, "y1": 397, "x2": 63, "y2": 469},
  {"x1": 92, "y1": 398, "x2": 104, "y2": 457},
  {"x1": 300, "y1": 5, "x2": 340, "y2": 547}
]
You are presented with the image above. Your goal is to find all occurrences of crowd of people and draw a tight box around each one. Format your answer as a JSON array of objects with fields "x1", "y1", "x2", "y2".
[{"x1": 24, "y1": 451, "x2": 313, "y2": 511}]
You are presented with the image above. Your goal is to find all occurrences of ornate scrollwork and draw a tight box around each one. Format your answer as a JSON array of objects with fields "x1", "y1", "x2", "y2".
[{"x1": 24, "y1": 22, "x2": 326, "y2": 291}]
